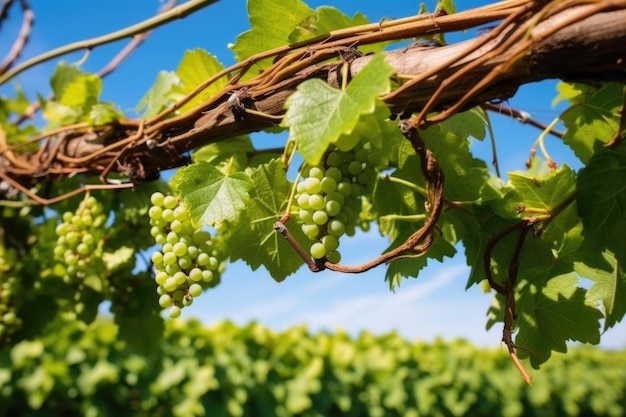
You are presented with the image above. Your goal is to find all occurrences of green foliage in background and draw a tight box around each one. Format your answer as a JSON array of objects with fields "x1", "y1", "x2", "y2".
[{"x1": 1, "y1": 318, "x2": 625, "y2": 417}]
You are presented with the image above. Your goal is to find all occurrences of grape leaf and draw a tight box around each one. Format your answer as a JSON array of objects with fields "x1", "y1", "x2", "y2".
[
  {"x1": 515, "y1": 273, "x2": 602, "y2": 368},
  {"x1": 421, "y1": 122, "x2": 495, "y2": 202},
  {"x1": 509, "y1": 165, "x2": 579, "y2": 248},
  {"x1": 577, "y1": 141, "x2": 626, "y2": 266},
  {"x1": 436, "y1": 0, "x2": 457, "y2": 14},
  {"x1": 102, "y1": 247, "x2": 135, "y2": 272},
  {"x1": 170, "y1": 49, "x2": 227, "y2": 113},
  {"x1": 178, "y1": 162, "x2": 253, "y2": 227},
  {"x1": 509, "y1": 166, "x2": 576, "y2": 209},
  {"x1": 289, "y1": 6, "x2": 368, "y2": 43},
  {"x1": 136, "y1": 71, "x2": 179, "y2": 118},
  {"x1": 192, "y1": 136, "x2": 254, "y2": 175},
  {"x1": 284, "y1": 54, "x2": 393, "y2": 165},
  {"x1": 372, "y1": 155, "x2": 423, "y2": 240},
  {"x1": 89, "y1": 102, "x2": 121, "y2": 125},
  {"x1": 576, "y1": 247, "x2": 626, "y2": 330},
  {"x1": 227, "y1": 159, "x2": 306, "y2": 281},
  {"x1": 559, "y1": 82, "x2": 622, "y2": 163},
  {"x1": 441, "y1": 108, "x2": 487, "y2": 141},
  {"x1": 44, "y1": 62, "x2": 103, "y2": 127},
  {"x1": 230, "y1": 0, "x2": 314, "y2": 62}
]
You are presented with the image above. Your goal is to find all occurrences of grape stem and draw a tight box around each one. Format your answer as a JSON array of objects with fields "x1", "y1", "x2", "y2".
[
  {"x1": 483, "y1": 216, "x2": 538, "y2": 384},
  {"x1": 273, "y1": 222, "x2": 323, "y2": 272}
]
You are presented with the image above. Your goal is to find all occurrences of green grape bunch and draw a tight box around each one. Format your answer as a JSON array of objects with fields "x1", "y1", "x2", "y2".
[
  {"x1": 0, "y1": 239, "x2": 22, "y2": 343},
  {"x1": 149, "y1": 192, "x2": 223, "y2": 318},
  {"x1": 54, "y1": 195, "x2": 107, "y2": 283},
  {"x1": 295, "y1": 145, "x2": 378, "y2": 263}
]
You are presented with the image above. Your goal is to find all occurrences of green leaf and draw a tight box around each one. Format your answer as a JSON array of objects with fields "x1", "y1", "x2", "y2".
[
  {"x1": 509, "y1": 165, "x2": 576, "y2": 210},
  {"x1": 230, "y1": 0, "x2": 314, "y2": 62},
  {"x1": 576, "y1": 247, "x2": 626, "y2": 330},
  {"x1": 577, "y1": 141, "x2": 626, "y2": 266},
  {"x1": 421, "y1": 122, "x2": 495, "y2": 202},
  {"x1": 284, "y1": 53, "x2": 394, "y2": 165},
  {"x1": 44, "y1": 62, "x2": 104, "y2": 127},
  {"x1": 372, "y1": 156, "x2": 423, "y2": 240},
  {"x1": 49, "y1": 62, "x2": 84, "y2": 99},
  {"x1": 289, "y1": 7, "x2": 368, "y2": 43},
  {"x1": 515, "y1": 273, "x2": 602, "y2": 368},
  {"x1": 559, "y1": 82, "x2": 622, "y2": 163},
  {"x1": 509, "y1": 165, "x2": 579, "y2": 247},
  {"x1": 171, "y1": 49, "x2": 227, "y2": 113},
  {"x1": 102, "y1": 247, "x2": 135, "y2": 272},
  {"x1": 136, "y1": 70, "x2": 179, "y2": 118},
  {"x1": 89, "y1": 102, "x2": 121, "y2": 125},
  {"x1": 178, "y1": 162, "x2": 253, "y2": 227},
  {"x1": 552, "y1": 81, "x2": 596, "y2": 107},
  {"x1": 227, "y1": 159, "x2": 306, "y2": 281},
  {"x1": 436, "y1": 0, "x2": 456, "y2": 14},
  {"x1": 442, "y1": 107, "x2": 487, "y2": 141},
  {"x1": 192, "y1": 136, "x2": 254, "y2": 175}
]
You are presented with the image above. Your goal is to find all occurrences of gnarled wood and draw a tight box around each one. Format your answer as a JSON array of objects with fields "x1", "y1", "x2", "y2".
[{"x1": 1, "y1": 0, "x2": 625, "y2": 203}]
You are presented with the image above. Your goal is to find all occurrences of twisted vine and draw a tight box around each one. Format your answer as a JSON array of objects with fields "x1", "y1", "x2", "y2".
[{"x1": 0, "y1": 0, "x2": 624, "y2": 204}]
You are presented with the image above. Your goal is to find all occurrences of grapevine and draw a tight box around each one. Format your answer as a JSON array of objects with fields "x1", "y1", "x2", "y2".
[
  {"x1": 54, "y1": 196, "x2": 107, "y2": 278},
  {"x1": 0, "y1": 0, "x2": 623, "y2": 386},
  {"x1": 0, "y1": 239, "x2": 22, "y2": 343},
  {"x1": 149, "y1": 192, "x2": 223, "y2": 318}
]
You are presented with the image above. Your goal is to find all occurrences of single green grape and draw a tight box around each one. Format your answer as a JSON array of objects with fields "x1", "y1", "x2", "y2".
[
  {"x1": 188, "y1": 283, "x2": 203, "y2": 297},
  {"x1": 151, "y1": 192, "x2": 165, "y2": 207},
  {"x1": 159, "y1": 294, "x2": 173, "y2": 308},
  {"x1": 310, "y1": 241, "x2": 327, "y2": 259},
  {"x1": 169, "y1": 305, "x2": 182, "y2": 318}
]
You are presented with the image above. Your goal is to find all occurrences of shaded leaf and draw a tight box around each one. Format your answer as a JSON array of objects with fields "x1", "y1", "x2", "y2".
[
  {"x1": 578, "y1": 141, "x2": 626, "y2": 266},
  {"x1": 516, "y1": 273, "x2": 602, "y2": 368},
  {"x1": 227, "y1": 159, "x2": 306, "y2": 281}
]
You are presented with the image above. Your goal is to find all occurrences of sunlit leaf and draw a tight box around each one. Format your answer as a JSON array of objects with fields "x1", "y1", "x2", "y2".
[
  {"x1": 284, "y1": 54, "x2": 393, "y2": 165},
  {"x1": 559, "y1": 82, "x2": 622, "y2": 163},
  {"x1": 171, "y1": 49, "x2": 227, "y2": 113},
  {"x1": 230, "y1": 0, "x2": 314, "y2": 62},
  {"x1": 136, "y1": 70, "x2": 179, "y2": 118},
  {"x1": 576, "y1": 247, "x2": 626, "y2": 330},
  {"x1": 178, "y1": 162, "x2": 253, "y2": 227}
]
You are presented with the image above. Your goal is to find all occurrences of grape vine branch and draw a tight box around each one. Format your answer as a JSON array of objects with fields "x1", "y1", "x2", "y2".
[{"x1": 1, "y1": 0, "x2": 625, "y2": 204}]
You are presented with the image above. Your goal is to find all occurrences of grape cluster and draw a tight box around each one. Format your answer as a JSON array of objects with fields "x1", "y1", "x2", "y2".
[
  {"x1": 295, "y1": 146, "x2": 377, "y2": 263},
  {"x1": 54, "y1": 196, "x2": 107, "y2": 283},
  {"x1": 149, "y1": 192, "x2": 222, "y2": 318},
  {"x1": 0, "y1": 276, "x2": 21, "y2": 343}
]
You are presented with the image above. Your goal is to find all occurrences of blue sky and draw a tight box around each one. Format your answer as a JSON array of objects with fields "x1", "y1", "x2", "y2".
[{"x1": 2, "y1": 0, "x2": 624, "y2": 349}]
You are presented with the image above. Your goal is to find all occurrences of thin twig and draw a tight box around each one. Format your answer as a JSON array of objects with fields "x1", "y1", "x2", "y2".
[
  {"x1": 0, "y1": 0, "x2": 34, "y2": 76},
  {"x1": 483, "y1": 102, "x2": 564, "y2": 138},
  {"x1": 0, "y1": 0, "x2": 218, "y2": 85},
  {"x1": 14, "y1": 0, "x2": 179, "y2": 124}
]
